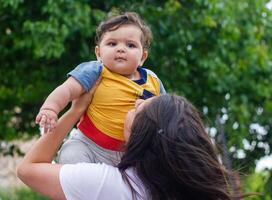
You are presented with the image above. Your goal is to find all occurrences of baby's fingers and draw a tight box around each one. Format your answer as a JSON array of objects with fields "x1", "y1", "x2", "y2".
[
  {"x1": 50, "y1": 119, "x2": 57, "y2": 129},
  {"x1": 39, "y1": 115, "x2": 47, "y2": 127},
  {"x1": 44, "y1": 117, "x2": 54, "y2": 134},
  {"x1": 35, "y1": 113, "x2": 42, "y2": 124}
]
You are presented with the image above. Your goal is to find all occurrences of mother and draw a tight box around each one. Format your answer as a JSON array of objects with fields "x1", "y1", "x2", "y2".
[{"x1": 17, "y1": 84, "x2": 239, "y2": 200}]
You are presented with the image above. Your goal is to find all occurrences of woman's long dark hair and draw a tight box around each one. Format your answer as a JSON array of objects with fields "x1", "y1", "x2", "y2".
[{"x1": 118, "y1": 94, "x2": 238, "y2": 200}]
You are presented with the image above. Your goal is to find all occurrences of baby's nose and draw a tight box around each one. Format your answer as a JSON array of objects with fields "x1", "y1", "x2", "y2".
[{"x1": 116, "y1": 44, "x2": 125, "y2": 52}]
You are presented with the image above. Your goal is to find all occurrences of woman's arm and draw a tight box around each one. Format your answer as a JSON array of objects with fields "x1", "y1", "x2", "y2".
[{"x1": 17, "y1": 78, "x2": 101, "y2": 200}]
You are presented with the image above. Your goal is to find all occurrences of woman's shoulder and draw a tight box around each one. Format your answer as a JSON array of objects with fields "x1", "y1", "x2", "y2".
[
  {"x1": 59, "y1": 163, "x2": 135, "y2": 199},
  {"x1": 60, "y1": 162, "x2": 123, "y2": 185}
]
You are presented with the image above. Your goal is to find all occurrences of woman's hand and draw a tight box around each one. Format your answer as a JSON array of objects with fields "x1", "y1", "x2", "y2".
[
  {"x1": 17, "y1": 77, "x2": 102, "y2": 200},
  {"x1": 70, "y1": 76, "x2": 102, "y2": 115}
]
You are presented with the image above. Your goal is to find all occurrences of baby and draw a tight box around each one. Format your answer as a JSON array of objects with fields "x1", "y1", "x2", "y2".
[{"x1": 36, "y1": 12, "x2": 165, "y2": 165}]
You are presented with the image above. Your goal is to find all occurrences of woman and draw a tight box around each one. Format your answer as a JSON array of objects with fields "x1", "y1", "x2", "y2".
[{"x1": 17, "y1": 81, "x2": 239, "y2": 200}]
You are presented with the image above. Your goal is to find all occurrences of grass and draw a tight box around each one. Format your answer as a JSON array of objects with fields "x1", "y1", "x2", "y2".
[{"x1": 0, "y1": 187, "x2": 49, "y2": 200}]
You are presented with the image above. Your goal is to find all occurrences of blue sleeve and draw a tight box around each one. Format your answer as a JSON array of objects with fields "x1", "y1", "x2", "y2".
[
  {"x1": 68, "y1": 61, "x2": 102, "y2": 91},
  {"x1": 144, "y1": 68, "x2": 166, "y2": 94},
  {"x1": 159, "y1": 79, "x2": 166, "y2": 94}
]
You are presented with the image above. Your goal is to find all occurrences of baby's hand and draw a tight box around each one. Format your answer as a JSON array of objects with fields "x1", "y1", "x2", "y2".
[{"x1": 35, "y1": 109, "x2": 58, "y2": 134}]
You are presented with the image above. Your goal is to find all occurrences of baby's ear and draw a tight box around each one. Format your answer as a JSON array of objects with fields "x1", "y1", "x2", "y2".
[
  {"x1": 140, "y1": 50, "x2": 148, "y2": 65},
  {"x1": 95, "y1": 46, "x2": 101, "y2": 60}
]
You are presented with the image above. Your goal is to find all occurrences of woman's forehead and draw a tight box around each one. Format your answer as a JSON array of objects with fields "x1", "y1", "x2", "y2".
[{"x1": 136, "y1": 96, "x2": 154, "y2": 109}]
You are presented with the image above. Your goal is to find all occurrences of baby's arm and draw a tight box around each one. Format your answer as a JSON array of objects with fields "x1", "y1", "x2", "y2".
[
  {"x1": 37, "y1": 60, "x2": 102, "y2": 133},
  {"x1": 36, "y1": 77, "x2": 85, "y2": 133}
]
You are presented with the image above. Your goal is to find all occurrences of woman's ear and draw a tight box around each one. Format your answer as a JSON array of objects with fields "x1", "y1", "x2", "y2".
[
  {"x1": 140, "y1": 50, "x2": 148, "y2": 66},
  {"x1": 95, "y1": 46, "x2": 101, "y2": 61}
]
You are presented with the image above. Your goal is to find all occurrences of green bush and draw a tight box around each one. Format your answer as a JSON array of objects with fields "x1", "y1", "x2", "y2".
[
  {"x1": 242, "y1": 171, "x2": 272, "y2": 200},
  {"x1": 0, "y1": 187, "x2": 49, "y2": 200}
]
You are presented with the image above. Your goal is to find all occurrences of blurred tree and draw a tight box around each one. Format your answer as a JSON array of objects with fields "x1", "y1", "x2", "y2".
[
  {"x1": 242, "y1": 170, "x2": 272, "y2": 200},
  {"x1": 0, "y1": 0, "x2": 271, "y2": 191}
]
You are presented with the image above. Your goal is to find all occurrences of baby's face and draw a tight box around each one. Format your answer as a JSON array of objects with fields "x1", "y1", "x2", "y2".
[{"x1": 95, "y1": 24, "x2": 148, "y2": 79}]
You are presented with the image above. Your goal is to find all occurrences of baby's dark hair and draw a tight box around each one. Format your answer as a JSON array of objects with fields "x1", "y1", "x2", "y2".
[{"x1": 95, "y1": 12, "x2": 152, "y2": 50}]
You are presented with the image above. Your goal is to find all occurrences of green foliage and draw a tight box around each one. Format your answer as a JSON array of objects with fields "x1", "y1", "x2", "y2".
[
  {"x1": 0, "y1": 0, "x2": 271, "y2": 189},
  {"x1": 0, "y1": 187, "x2": 49, "y2": 200},
  {"x1": 242, "y1": 171, "x2": 272, "y2": 200}
]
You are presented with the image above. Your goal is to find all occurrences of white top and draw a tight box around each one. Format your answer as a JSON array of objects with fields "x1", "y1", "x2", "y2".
[{"x1": 59, "y1": 163, "x2": 145, "y2": 200}]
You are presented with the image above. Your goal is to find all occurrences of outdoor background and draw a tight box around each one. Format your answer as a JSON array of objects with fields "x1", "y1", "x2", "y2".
[{"x1": 0, "y1": 0, "x2": 271, "y2": 199}]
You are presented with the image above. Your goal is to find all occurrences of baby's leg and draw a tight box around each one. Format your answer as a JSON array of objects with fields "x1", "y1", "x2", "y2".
[
  {"x1": 57, "y1": 129, "x2": 96, "y2": 164},
  {"x1": 57, "y1": 129, "x2": 122, "y2": 165}
]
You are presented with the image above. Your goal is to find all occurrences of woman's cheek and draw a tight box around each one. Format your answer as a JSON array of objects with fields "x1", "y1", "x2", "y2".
[{"x1": 123, "y1": 110, "x2": 134, "y2": 142}]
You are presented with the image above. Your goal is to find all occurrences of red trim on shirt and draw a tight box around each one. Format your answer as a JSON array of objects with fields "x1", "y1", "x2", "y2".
[{"x1": 77, "y1": 113, "x2": 125, "y2": 151}]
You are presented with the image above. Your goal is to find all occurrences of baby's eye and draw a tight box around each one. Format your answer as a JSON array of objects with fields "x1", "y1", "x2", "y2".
[
  {"x1": 127, "y1": 43, "x2": 136, "y2": 48},
  {"x1": 107, "y1": 42, "x2": 116, "y2": 46}
]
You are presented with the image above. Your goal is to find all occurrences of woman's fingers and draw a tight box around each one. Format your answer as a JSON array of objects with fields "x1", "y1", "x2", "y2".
[
  {"x1": 90, "y1": 76, "x2": 102, "y2": 93},
  {"x1": 71, "y1": 76, "x2": 102, "y2": 112}
]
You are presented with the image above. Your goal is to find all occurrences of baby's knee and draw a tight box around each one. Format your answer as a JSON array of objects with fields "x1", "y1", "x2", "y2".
[{"x1": 57, "y1": 140, "x2": 94, "y2": 164}]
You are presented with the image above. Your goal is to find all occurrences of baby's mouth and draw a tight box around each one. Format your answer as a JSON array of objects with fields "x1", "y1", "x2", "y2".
[{"x1": 115, "y1": 57, "x2": 126, "y2": 61}]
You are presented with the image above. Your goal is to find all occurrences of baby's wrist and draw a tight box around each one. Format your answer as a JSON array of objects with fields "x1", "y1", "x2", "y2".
[{"x1": 40, "y1": 107, "x2": 58, "y2": 115}]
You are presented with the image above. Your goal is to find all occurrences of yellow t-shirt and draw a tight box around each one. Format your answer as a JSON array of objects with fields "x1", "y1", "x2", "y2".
[{"x1": 85, "y1": 66, "x2": 163, "y2": 141}]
